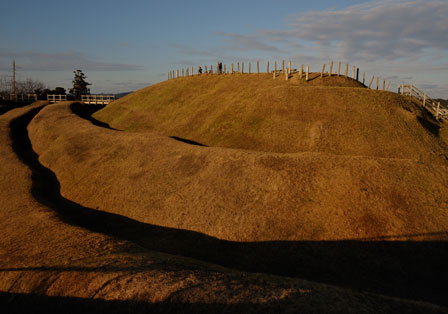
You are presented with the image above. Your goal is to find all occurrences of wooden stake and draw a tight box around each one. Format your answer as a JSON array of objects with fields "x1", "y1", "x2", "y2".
[
  {"x1": 329, "y1": 61, "x2": 333, "y2": 77},
  {"x1": 338, "y1": 61, "x2": 341, "y2": 77},
  {"x1": 274, "y1": 61, "x2": 277, "y2": 74},
  {"x1": 288, "y1": 61, "x2": 291, "y2": 74},
  {"x1": 386, "y1": 81, "x2": 390, "y2": 91},
  {"x1": 176, "y1": 70, "x2": 179, "y2": 78},
  {"x1": 299, "y1": 64, "x2": 303, "y2": 79},
  {"x1": 306, "y1": 65, "x2": 309, "y2": 81},
  {"x1": 285, "y1": 68, "x2": 288, "y2": 80},
  {"x1": 257, "y1": 61, "x2": 259, "y2": 74},
  {"x1": 376, "y1": 77, "x2": 379, "y2": 90},
  {"x1": 249, "y1": 63, "x2": 251, "y2": 74},
  {"x1": 267, "y1": 61, "x2": 270, "y2": 73},
  {"x1": 242, "y1": 62, "x2": 244, "y2": 73},
  {"x1": 410, "y1": 85, "x2": 413, "y2": 97},
  {"x1": 282, "y1": 60, "x2": 285, "y2": 73},
  {"x1": 436, "y1": 102, "x2": 440, "y2": 119},
  {"x1": 321, "y1": 64, "x2": 326, "y2": 78},
  {"x1": 231, "y1": 63, "x2": 233, "y2": 74},
  {"x1": 401, "y1": 84, "x2": 404, "y2": 95},
  {"x1": 382, "y1": 80, "x2": 385, "y2": 91},
  {"x1": 192, "y1": 66, "x2": 194, "y2": 75},
  {"x1": 368, "y1": 76, "x2": 374, "y2": 88},
  {"x1": 205, "y1": 66, "x2": 207, "y2": 74},
  {"x1": 237, "y1": 62, "x2": 240, "y2": 73},
  {"x1": 352, "y1": 66, "x2": 356, "y2": 79},
  {"x1": 182, "y1": 68, "x2": 184, "y2": 77},
  {"x1": 423, "y1": 93, "x2": 426, "y2": 107},
  {"x1": 344, "y1": 64, "x2": 349, "y2": 77},
  {"x1": 273, "y1": 68, "x2": 276, "y2": 79},
  {"x1": 363, "y1": 72, "x2": 365, "y2": 85}
]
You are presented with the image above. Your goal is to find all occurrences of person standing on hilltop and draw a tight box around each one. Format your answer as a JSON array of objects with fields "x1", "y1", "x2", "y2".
[{"x1": 218, "y1": 62, "x2": 223, "y2": 74}]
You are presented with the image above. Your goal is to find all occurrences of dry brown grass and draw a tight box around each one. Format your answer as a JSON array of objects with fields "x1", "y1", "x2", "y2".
[
  {"x1": 29, "y1": 101, "x2": 448, "y2": 242},
  {"x1": 94, "y1": 74, "x2": 448, "y2": 164},
  {"x1": 4, "y1": 105, "x2": 447, "y2": 313}
]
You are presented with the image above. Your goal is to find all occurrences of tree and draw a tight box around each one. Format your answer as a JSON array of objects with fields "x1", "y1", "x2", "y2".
[{"x1": 69, "y1": 70, "x2": 91, "y2": 100}]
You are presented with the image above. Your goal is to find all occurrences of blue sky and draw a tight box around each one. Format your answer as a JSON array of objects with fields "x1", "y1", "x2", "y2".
[{"x1": 1, "y1": 0, "x2": 447, "y2": 97}]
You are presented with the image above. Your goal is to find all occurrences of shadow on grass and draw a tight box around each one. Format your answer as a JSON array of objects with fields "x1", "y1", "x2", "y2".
[
  {"x1": 70, "y1": 102, "x2": 118, "y2": 130},
  {"x1": 0, "y1": 292, "x2": 296, "y2": 314},
  {"x1": 8, "y1": 106, "x2": 448, "y2": 306}
]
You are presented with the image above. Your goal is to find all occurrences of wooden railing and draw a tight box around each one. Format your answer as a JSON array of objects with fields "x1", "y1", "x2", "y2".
[
  {"x1": 399, "y1": 84, "x2": 447, "y2": 121},
  {"x1": 47, "y1": 94, "x2": 67, "y2": 103},
  {"x1": 81, "y1": 95, "x2": 115, "y2": 105}
]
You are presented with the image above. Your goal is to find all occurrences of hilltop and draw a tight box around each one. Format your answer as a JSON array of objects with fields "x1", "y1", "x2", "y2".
[{"x1": 94, "y1": 73, "x2": 448, "y2": 163}]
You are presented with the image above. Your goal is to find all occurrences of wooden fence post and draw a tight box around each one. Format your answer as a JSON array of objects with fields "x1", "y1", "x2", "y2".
[
  {"x1": 410, "y1": 85, "x2": 413, "y2": 97},
  {"x1": 237, "y1": 63, "x2": 239, "y2": 73},
  {"x1": 231, "y1": 63, "x2": 233, "y2": 74},
  {"x1": 382, "y1": 80, "x2": 385, "y2": 91},
  {"x1": 288, "y1": 61, "x2": 291, "y2": 74},
  {"x1": 285, "y1": 68, "x2": 288, "y2": 80},
  {"x1": 368, "y1": 76, "x2": 374, "y2": 89},
  {"x1": 224, "y1": 64, "x2": 226, "y2": 73},
  {"x1": 306, "y1": 66, "x2": 309, "y2": 81},
  {"x1": 338, "y1": 61, "x2": 341, "y2": 77},
  {"x1": 249, "y1": 63, "x2": 251, "y2": 74},
  {"x1": 423, "y1": 93, "x2": 426, "y2": 107},
  {"x1": 386, "y1": 81, "x2": 390, "y2": 91},
  {"x1": 299, "y1": 64, "x2": 303, "y2": 79},
  {"x1": 356, "y1": 68, "x2": 359, "y2": 81},
  {"x1": 401, "y1": 84, "x2": 404, "y2": 95},
  {"x1": 282, "y1": 60, "x2": 285, "y2": 73},
  {"x1": 197, "y1": 66, "x2": 200, "y2": 75},
  {"x1": 176, "y1": 70, "x2": 179, "y2": 78},
  {"x1": 321, "y1": 64, "x2": 326, "y2": 78},
  {"x1": 352, "y1": 66, "x2": 356, "y2": 79},
  {"x1": 329, "y1": 61, "x2": 333, "y2": 77},
  {"x1": 436, "y1": 102, "x2": 440, "y2": 119},
  {"x1": 182, "y1": 68, "x2": 184, "y2": 77},
  {"x1": 274, "y1": 61, "x2": 277, "y2": 74},
  {"x1": 267, "y1": 61, "x2": 270, "y2": 73},
  {"x1": 191, "y1": 66, "x2": 194, "y2": 75},
  {"x1": 205, "y1": 66, "x2": 207, "y2": 74},
  {"x1": 376, "y1": 77, "x2": 379, "y2": 90},
  {"x1": 242, "y1": 62, "x2": 244, "y2": 73},
  {"x1": 344, "y1": 64, "x2": 349, "y2": 77},
  {"x1": 363, "y1": 72, "x2": 366, "y2": 85},
  {"x1": 257, "y1": 61, "x2": 259, "y2": 74}
]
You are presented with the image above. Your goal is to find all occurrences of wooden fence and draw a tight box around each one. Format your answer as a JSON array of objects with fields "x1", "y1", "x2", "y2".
[
  {"x1": 47, "y1": 94, "x2": 67, "y2": 103},
  {"x1": 399, "y1": 84, "x2": 447, "y2": 121},
  {"x1": 167, "y1": 60, "x2": 391, "y2": 91},
  {"x1": 167, "y1": 60, "x2": 446, "y2": 122},
  {"x1": 81, "y1": 95, "x2": 115, "y2": 105},
  {"x1": 1, "y1": 93, "x2": 38, "y2": 102}
]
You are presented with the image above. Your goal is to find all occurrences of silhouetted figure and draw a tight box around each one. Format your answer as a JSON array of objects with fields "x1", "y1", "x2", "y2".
[
  {"x1": 198, "y1": 67, "x2": 203, "y2": 74},
  {"x1": 218, "y1": 62, "x2": 223, "y2": 74}
]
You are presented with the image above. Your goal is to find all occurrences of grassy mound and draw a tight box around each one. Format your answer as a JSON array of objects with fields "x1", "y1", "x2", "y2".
[
  {"x1": 94, "y1": 74, "x2": 448, "y2": 164},
  {"x1": 29, "y1": 103, "x2": 448, "y2": 243}
]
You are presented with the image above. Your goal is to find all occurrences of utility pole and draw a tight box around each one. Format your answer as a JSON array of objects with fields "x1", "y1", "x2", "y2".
[{"x1": 12, "y1": 59, "x2": 16, "y2": 97}]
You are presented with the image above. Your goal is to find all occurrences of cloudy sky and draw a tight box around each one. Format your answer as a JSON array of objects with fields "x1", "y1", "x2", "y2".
[{"x1": 1, "y1": 0, "x2": 447, "y2": 97}]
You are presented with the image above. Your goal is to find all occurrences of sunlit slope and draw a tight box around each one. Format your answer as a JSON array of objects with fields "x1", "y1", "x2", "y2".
[
  {"x1": 94, "y1": 74, "x2": 448, "y2": 163},
  {"x1": 30, "y1": 103, "x2": 448, "y2": 242}
]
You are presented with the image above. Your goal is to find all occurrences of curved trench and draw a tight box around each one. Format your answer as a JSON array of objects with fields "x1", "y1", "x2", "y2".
[{"x1": 8, "y1": 105, "x2": 448, "y2": 306}]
